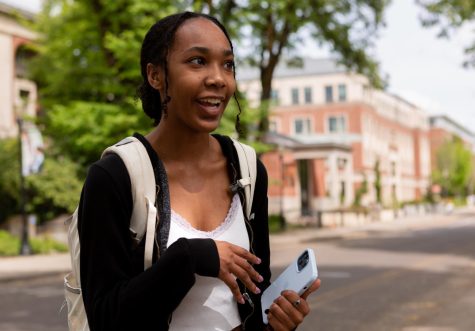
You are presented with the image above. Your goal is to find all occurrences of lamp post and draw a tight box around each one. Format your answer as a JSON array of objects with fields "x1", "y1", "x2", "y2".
[{"x1": 17, "y1": 117, "x2": 31, "y2": 255}]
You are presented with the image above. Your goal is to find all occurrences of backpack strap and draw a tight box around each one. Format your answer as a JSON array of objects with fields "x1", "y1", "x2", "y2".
[
  {"x1": 102, "y1": 136, "x2": 158, "y2": 270},
  {"x1": 231, "y1": 138, "x2": 257, "y2": 220}
]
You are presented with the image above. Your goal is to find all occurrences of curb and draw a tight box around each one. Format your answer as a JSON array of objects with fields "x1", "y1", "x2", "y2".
[
  {"x1": 0, "y1": 253, "x2": 71, "y2": 283},
  {"x1": 0, "y1": 270, "x2": 69, "y2": 283}
]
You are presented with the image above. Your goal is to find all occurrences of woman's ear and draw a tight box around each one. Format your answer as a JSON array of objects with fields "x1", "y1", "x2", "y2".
[{"x1": 146, "y1": 63, "x2": 163, "y2": 91}]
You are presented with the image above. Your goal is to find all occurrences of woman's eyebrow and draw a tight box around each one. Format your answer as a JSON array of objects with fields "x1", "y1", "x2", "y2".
[{"x1": 184, "y1": 46, "x2": 233, "y2": 56}]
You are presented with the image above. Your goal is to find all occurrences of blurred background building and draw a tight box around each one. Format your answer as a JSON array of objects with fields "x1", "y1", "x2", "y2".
[
  {"x1": 0, "y1": 3, "x2": 37, "y2": 138},
  {"x1": 238, "y1": 58, "x2": 473, "y2": 222}
]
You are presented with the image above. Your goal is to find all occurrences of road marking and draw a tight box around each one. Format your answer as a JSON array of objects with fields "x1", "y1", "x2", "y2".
[
  {"x1": 402, "y1": 327, "x2": 456, "y2": 331},
  {"x1": 319, "y1": 271, "x2": 351, "y2": 278}
]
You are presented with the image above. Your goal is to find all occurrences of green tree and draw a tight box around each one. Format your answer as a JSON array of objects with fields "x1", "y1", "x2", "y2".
[
  {"x1": 26, "y1": 156, "x2": 83, "y2": 222},
  {"x1": 417, "y1": 0, "x2": 475, "y2": 67},
  {"x1": 194, "y1": 0, "x2": 390, "y2": 137},
  {"x1": 374, "y1": 159, "x2": 382, "y2": 204},
  {"x1": 0, "y1": 139, "x2": 20, "y2": 224},
  {"x1": 0, "y1": 138, "x2": 81, "y2": 224},
  {"x1": 353, "y1": 175, "x2": 368, "y2": 207},
  {"x1": 30, "y1": 0, "x2": 180, "y2": 168},
  {"x1": 432, "y1": 136, "x2": 473, "y2": 196}
]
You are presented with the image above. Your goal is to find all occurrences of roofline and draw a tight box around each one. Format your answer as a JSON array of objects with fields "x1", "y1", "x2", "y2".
[
  {"x1": 0, "y1": 2, "x2": 36, "y2": 21},
  {"x1": 430, "y1": 114, "x2": 475, "y2": 137}
]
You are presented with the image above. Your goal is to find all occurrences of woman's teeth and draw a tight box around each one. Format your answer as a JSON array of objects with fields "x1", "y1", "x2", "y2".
[{"x1": 200, "y1": 98, "x2": 221, "y2": 106}]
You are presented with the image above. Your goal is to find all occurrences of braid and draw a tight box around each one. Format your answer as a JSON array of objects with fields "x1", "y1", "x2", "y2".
[{"x1": 234, "y1": 93, "x2": 243, "y2": 136}]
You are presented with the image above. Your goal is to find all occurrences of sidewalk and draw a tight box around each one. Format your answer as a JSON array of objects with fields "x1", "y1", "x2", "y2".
[
  {"x1": 0, "y1": 252, "x2": 71, "y2": 282},
  {"x1": 270, "y1": 206, "x2": 474, "y2": 245},
  {"x1": 1, "y1": 207, "x2": 473, "y2": 282}
]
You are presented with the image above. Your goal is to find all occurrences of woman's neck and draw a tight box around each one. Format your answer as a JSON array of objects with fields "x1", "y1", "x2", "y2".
[{"x1": 145, "y1": 122, "x2": 216, "y2": 164}]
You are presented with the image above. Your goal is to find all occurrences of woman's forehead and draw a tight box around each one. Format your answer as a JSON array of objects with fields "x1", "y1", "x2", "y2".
[{"x1": 171, "y1": 18, "x2": 232, "y2": 53}]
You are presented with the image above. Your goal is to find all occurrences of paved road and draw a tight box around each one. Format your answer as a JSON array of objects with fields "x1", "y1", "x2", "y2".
[
  {"x1": 1, "y1": 210, "x2": 474, "y2": 331},
  {"x1": 0, "y1": 274, "x2": 67, "y2": 331},
  {"x1": 289, "y1": 210, "x2": 475, "y2": 331}
]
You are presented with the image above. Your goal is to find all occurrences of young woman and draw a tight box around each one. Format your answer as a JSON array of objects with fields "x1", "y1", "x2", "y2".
[{"x1": 78, "y1": 11, "x2": 320, "y2": 331}]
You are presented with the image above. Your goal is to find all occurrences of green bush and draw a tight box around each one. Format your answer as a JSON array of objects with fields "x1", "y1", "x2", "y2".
[
  {"x1": 268, "y1": 214, "x2": 284, "y2": 233},
  {"x1": 0, "y1": 230, "x2": 68, "y2": 256},
  {"x1": 0, "y1": 230, "x2": 20, "y2": 256},
  {"x1": 30, "y1": 236, "x2": 69, "y2": 254}
]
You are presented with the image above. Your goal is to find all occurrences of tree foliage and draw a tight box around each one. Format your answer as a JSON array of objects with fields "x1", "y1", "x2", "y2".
[
  {"x1": 26, "y1": 156, "x2": 83, "y2": 222},
  {"x1": 374, "y1": 159, "x2": 382, "y2": 204},
  {"x1": 30, "y1": 0, "x2": 180, "y2": 168},
  {"x1": 0, "y1": 139, "x2": 20, "y2": 223},
  {"x1": 432, "y1": 136, "x2": 473, "y2": 196},
  {"x1": 0, "y1": 138, "x2": 81, "y2": 224},
  {"x1": 417, "y1": 0, "x2": 475, "y2": 68},
  {"x1": 192, "y1": 0, "x2": 390, "y2": 136}
]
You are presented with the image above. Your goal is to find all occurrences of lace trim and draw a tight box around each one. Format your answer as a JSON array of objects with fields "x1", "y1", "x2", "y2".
[{"x1": 170, "y1": 194, "x2": 240, "y2": 238}]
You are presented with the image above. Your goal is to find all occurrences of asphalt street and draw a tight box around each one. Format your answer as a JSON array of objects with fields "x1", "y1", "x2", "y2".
[{"x1": 0, "y1": 209, "x2": 474, "y2": 331}]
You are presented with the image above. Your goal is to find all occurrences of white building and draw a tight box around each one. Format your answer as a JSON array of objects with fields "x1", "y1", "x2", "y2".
[{"x1": 0, "y1": 3, "x2": 37, "y2": 138}]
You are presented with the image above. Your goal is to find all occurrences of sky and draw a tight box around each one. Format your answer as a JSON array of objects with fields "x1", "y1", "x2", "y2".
[{"x1": 4, "y1": 0, "x2": 475, "y2": 133}]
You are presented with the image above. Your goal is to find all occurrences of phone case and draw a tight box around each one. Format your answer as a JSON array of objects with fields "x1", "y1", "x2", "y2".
[{"x1": 261, "y1": 248, "x2": 318, "y2": 324}]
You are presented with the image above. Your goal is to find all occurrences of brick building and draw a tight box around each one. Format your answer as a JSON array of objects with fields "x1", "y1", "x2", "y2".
[
  {"x1": 238, "y1": 58, "x2": 432, "y2": 221},
  {"x1": 0, "y1": 3, "x2": 37, "y2": 138}
]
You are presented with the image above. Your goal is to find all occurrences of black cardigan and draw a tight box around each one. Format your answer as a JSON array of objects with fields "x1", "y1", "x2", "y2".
[{"x1": 78, "y1": 133, "x2": 271, "y2": 330}]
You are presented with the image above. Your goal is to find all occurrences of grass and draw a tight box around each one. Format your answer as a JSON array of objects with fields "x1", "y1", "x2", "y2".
[
  {"x1": 0, "y1": 230, "x2": 68, "y2": 256},
  {"x1": 268, "y1": 214, "x2": 308, "y2": 233}
]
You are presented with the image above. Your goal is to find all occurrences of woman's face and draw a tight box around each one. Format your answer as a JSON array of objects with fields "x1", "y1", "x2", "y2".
[{"x1": 159, "y1": 17, "x2": 237, "y2": 133}]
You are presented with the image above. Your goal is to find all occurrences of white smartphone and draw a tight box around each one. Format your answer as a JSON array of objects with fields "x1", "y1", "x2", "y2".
[{"x1": 261, "y1": 248, "x2": 318, "y2": 324}]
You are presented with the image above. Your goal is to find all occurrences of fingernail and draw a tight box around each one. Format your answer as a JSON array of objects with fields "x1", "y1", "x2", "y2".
[
  {"x1": 255, "y1": 287, "x2": 261, "y2": 294},
  {"x1": 256, "y1": 258, "x2": 261, "y2": 264},
  {"x1": 239, "y1": 297, "x2": 245, "y2": 304},
  {"x1": 258, "y1": 275, "x2": 264, "y2": 282}
]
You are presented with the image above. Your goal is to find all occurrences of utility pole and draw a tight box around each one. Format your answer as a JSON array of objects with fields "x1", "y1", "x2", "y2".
[{"x1": 17, "y1": 117, "x2": 31, "y2": 255}]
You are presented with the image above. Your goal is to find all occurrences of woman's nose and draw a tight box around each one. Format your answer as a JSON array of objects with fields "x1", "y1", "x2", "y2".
[{"x1": 205, "y1": 64, "x2": 226, "y2": 88}]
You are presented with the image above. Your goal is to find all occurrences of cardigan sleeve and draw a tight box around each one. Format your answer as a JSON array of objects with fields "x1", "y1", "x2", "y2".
[{"x1": 78, "y1": 154, "x2": 219, "y2": 331}]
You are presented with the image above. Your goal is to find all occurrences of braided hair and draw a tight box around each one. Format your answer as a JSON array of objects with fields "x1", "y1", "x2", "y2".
[{"x1": 137, "y1": 12, "x2": 243, "y2": 133}]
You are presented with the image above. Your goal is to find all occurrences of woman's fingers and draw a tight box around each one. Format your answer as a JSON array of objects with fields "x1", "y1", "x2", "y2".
[
  {"x1": 280, "y1": 291, "x2": 310, "y2": 316},
  {"x1": 268, "y1": 301, "x2": 299, "y2": 331},
  {"x1": 268, "y1": 290, "x2": 314, "y2": 331},
  {"x1": 215, "y1": 240, "x2": 263, "y2": 302},
  {"x1": 301, "y1": 278, "x2": 321, "y2": 300},
  {"x1": 231, "y1": 244, "x2": 261, "y2": 265},
  {"x1": 220, "y1": 272, "x2": 245, "y2": 304}
]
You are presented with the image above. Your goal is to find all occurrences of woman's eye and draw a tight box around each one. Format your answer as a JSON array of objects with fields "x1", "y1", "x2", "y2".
[
  {"x1": 224, "y1": 60, "x2": 235, "y2": 71},
  {"x1": 189, "y1": 57, "x2": 205, "y2": 65}
]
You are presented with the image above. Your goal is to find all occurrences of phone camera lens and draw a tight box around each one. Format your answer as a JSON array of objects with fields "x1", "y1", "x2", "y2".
[{"x1": 297, "y1": 251, "x2": 309, "y2": 271}]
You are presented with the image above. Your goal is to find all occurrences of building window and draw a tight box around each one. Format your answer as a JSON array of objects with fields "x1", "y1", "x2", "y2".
[
  {"x1": 325, "y1": 85, "x2": 333, "y2": 103},
  {"x1": 294, "y1": 118, "x2": 311, "y2": 135},
  {"x1": 338, "y1": 84, "x2": 347, "y2": 101},
  {"x1": 328, "y1": 116, "x2": 346, "y2": 133},
  {"x1": 391, "y1": 161, "x2": 396, "y2": 176},
  {"x1": 269, "y1": 120, "x2": 278, "y2": 133},
  {"x1": 304, "y1": 87, "x2": 312, "y2": 104},
  {"x1": 291, "y1": 88, "x2": 299, "y2": 105},
  {"x1": 271, "y1": 89, "x2": 279, "y2": 104}
]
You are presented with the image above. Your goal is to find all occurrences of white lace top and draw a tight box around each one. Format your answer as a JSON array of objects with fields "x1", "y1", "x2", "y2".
[{"x1": 167, "y1": 194, "x2": 250, "y2": 331}]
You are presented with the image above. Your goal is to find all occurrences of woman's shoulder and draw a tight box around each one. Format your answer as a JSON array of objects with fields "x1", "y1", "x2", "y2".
[{"x1": 84, "y1": 153, "x2": 130, "y2": 195}]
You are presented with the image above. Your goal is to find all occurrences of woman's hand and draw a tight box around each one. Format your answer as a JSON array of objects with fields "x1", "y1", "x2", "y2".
[
  {"x1": 267, "y1": 279, "x2": 321, "y2": 331},
  {"x1": 215, "y1": 240, "x2": 263, "y2": 304}
]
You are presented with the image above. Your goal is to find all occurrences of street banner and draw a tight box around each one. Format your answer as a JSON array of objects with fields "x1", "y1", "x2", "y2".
[{"x1": 21, "y1": 121, "x2": 44, "y2": 176}]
